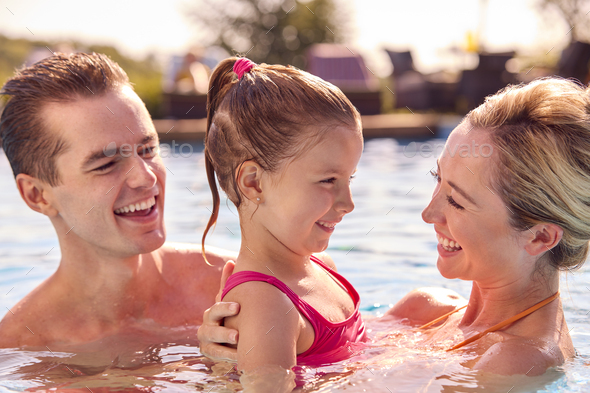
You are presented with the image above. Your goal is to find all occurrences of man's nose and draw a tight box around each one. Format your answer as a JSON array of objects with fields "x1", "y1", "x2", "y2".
[{"x1": 125, "y1": 157, "x2": 158, "y2": 189}]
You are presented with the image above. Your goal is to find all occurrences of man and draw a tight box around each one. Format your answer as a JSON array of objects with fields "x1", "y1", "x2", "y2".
[{"x1": 0, "y1": 52, "x2": 236, "y2": 355}]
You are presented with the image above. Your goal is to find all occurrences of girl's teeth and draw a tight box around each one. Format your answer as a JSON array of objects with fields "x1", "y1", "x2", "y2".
[
  {"x1": 443, "y1": 238, "x2": 449, "y2": 247},
  {"x1": 129, "y1": 204, "x2": 136, "y2": 213}
]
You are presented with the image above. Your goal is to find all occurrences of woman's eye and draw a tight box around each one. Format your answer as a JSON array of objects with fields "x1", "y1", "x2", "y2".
[
  {"x1": 447, "y1": 195, "x2": 464, "y2": 210},
  {"x1": 94, "y1": 161, "x2": 115, "y2": 172},
  {"x1": 320, "y1": 177, "x2": 336, "y2": 184},
  {"x1": 430, "y1": 169, "x2": 441, "y2": 183}
]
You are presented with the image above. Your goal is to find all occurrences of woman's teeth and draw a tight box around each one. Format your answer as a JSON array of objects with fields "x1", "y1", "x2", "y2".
[
  {"x1": 317, "y1": 221, "x2": 336, "y2": 229},
  {"x1": 114, "y1": 196, "x2": 156, "y2": 214},
  {"x1": 436, "y1": 234, "x2": 462, "y2": 252}
]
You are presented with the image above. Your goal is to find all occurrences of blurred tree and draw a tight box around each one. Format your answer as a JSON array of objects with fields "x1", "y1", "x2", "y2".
[
  {"x1": 186, "y1": 0, "x2": 353, "y2": 69},
  {"x1": 537, "y1": 0, "x2": 590, "y2": 43},
  {"x1": 0, "y1": 35, "x2": 162, "y2": 118}
]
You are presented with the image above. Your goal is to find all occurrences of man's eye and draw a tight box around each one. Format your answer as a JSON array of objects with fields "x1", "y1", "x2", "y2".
[
  {"x1": 141, "y1": 146, "x2": 158, "y2": 157},
  {"x1": 94, "y1": 161, "x2": 115, "y2": 172}
]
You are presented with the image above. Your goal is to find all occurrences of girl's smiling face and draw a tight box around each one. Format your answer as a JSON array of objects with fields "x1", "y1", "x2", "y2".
[
  {"x1": 421, "y1": 123, "x2": 533, "y2": 285},
  {"x1": 257, "y1": 126, "x2": 363, "y2": 257}
]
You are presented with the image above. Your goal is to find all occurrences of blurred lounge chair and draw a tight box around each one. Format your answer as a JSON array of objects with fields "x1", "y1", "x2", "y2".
[
  {"x1": 558, "y1": 41, "x2": 590, "y2": 84},
  {"x1": 457, "y1": 52, "x2": 517, "y2": 112},
  {"x1": 306, "y1": 44, "x2": 381, "y2": 115},
  {"x1": 385, "y1": 49, "x2": 457, "y2": 112}
]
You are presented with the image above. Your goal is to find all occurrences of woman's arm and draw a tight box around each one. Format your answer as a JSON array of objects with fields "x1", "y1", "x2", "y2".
[{"x1": 384, "y1": 287, "x2": 467, "y2": 326}]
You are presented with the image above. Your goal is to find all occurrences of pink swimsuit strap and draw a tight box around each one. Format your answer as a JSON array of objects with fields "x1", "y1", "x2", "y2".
[
  {"x1": 221, "y1": 256, "x2": 360, "y2": 326},
  {"x1": 220, "y1": 255, "x2": 366, "y2": 366}
]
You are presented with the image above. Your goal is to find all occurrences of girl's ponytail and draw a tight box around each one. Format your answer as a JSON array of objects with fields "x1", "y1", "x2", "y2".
[{"x1": 202, "y1": 58, "x2": 238, "y2": 265}]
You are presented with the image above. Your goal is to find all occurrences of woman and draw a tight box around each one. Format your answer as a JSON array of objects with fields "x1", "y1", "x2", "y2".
[{"x1": 198, "y1": 77, "x2": 587, "y2": 376}]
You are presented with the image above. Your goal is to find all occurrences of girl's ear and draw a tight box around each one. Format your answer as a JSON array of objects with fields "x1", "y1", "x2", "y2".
[
  {"x1": 16, "y1": 174, "x2": 60, "y2": 217},
  {"x1": 524, "y1": 223, "x2": 563, "y2": 257},
  {"x1": 236, "y1": 160, "x2": 263, "y2": 203}
]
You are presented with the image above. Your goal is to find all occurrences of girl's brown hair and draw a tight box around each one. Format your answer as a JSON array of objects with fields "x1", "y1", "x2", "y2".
[
  {"x1": 201, "y1": 57, "x2": 361, "y2": 262},
  {"x1": 467, "y1": 77, "x2": 590, "y2": 271}
]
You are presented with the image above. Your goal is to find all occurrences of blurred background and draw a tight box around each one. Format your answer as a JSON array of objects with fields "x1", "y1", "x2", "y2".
[{"x1": 0, "y1": 0, "x2": 589, "y2": 132}]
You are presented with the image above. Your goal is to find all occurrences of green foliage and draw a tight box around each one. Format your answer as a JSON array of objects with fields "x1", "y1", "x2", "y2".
[
  {"x1": 0, "y1": 35, "x2": 163, "y2": 118},
  {"x1": 186, "y1": 0, "x2": 352, "y2": 68}
]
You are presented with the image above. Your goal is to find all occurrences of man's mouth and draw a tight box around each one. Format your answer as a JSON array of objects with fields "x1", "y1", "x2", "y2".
[{"x1": 114, "y1": 196, "x2": 156, "y2": 217}]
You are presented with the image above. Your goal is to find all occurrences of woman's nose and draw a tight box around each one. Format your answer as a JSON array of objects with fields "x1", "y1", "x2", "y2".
[{"x1": 422, "y1": 189, "x2": 444, "y2": 225}]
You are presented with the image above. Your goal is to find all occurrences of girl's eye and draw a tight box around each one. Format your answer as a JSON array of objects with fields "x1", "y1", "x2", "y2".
[
  {"x1": 447, "y1": 195, "x2": 464, "y2": 210},
  {"x1": 320, "y1": 177, "x2": 336, "y2": 184},
  {"x1": 430, "y1": 169, "x2": 441, "y2": 183},
  {"x1": 349, "y1": 174, "x2": 356, "y2": 184},
  {"x1": 94, "y1": 161, "x2": 115, "y2": 172}
]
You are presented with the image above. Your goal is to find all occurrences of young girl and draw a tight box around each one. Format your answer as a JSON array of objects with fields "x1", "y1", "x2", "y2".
[{"x1": 201, "y1": 57, "x2": 366, "y2": 374}]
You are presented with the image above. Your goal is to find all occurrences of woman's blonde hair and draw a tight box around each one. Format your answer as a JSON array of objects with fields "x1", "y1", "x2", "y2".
[{"x1": 467, "y1": 77, "x2": 590, "y2": 271}]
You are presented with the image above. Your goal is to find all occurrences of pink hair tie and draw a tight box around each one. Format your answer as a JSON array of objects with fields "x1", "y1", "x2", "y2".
[{"x1": 233, "y1": 57, "x2": 256, "y2": 79}]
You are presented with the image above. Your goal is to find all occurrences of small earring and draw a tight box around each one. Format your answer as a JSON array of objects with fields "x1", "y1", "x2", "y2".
[{"x1": 256, "y1": 197, "x2": 261, "y2": 201}]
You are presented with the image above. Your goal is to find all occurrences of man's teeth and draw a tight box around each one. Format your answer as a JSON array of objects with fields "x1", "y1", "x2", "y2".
[
  {"x1": 114, "y1": 196, "x2": 156, "y2": 214},
  {"x1": 317, "y1": 221, "x2": 336, "y2": 228},
  {"x1": 436, "y1": 234, "x2": 462, "y2": 251}
]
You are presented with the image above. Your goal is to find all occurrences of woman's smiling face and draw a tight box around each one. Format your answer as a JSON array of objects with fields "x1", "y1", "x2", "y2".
[{"x1": 421, "y1": 123, "x2": 533, "y2": 285}]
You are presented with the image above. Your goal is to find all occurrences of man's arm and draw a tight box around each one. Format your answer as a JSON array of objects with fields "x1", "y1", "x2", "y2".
[{"x1": 197, "y1": 260, "x2": 239, "y2": 361}]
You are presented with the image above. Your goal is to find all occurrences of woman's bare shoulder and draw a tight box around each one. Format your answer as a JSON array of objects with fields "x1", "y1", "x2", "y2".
[{"x1": 473, "y1": 339, "x2": 562, "y2": 376}]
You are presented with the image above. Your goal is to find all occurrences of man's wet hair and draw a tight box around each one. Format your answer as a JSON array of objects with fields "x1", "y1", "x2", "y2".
[{"x1": 0, "y1": 52, "x2": 131, "y2": 185}]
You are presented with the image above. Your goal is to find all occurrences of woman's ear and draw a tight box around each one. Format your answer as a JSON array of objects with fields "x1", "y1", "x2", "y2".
[
  {"x1": 236, "y1": 160, "x2": 263, "y2": 203},
  {"x1": 524, "y1": 223, "x2": 563, "y2": 257},
  {"x1": 16, "y1": 174, "x2": 59, "y2": 217}
]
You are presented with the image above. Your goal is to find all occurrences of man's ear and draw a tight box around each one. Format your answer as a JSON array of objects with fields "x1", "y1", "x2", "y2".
[
  {"x1": 235, "y1": 160, "x2": 263, "y2": 203},
  {"x1": 16, "y1": 174, "x2": 59, "y2": 217},
  {"x1": 524, "y1": 223, "x2": 563, "y2": 257}
]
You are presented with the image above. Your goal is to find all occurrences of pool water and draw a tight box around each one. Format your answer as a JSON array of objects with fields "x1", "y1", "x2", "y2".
[{"x1": 0, "y1": 137, "x2": 589, "y2": 392}]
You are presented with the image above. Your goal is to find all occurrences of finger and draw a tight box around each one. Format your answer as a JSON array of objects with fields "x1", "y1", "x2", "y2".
[
  {"x1": 216, "y1": 260, "x2": 236, "y2": 302},
  {"x1": 198, "y1": 323, "x2": 239, "y2": 345},
  {"x1": 207, "y1": 301, "x2": 240, "y2": 323},
  {"x1": 200, "y1": 342, "x2": 238, "y2": 362}
]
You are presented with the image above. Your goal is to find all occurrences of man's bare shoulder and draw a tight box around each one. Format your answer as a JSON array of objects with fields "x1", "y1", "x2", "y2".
[
  {"x1": 156, "y1": 243, "x2": 237, "y2": 296},
  {"x1": 158, "y1": 243, "x2": 236, "y2": 272},
  {"x1": 0, "y1": 278, "x2": 65, "y2": 348}
]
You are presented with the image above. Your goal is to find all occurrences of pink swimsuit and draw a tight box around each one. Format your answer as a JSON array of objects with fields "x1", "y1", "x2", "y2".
[{"x1": 221, "y1": 255, "x2": 367, "y2": 367}]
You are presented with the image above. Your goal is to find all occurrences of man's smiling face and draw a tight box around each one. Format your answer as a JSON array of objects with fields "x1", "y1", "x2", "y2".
[{"x1": 42, "y1": 86, "x2": 167, "y2": 258}]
